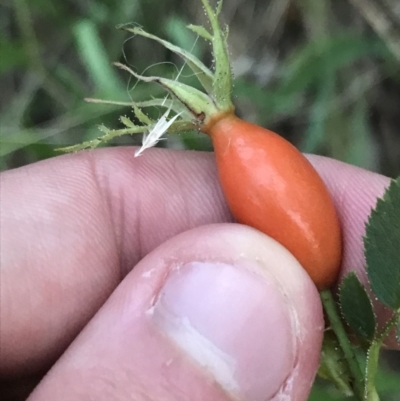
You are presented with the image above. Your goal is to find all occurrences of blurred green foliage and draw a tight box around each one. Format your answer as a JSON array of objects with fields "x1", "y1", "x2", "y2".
[
  {"x1": 2, "y1": 0, "x2": 400, "y2": 175},
  {"x1": 1, "y1": 0, "x2": 399, "y2": 397}
]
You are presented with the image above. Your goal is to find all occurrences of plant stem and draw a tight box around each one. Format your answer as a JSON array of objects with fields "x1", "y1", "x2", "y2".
[
  {"x1": 365, "y1": 309, "x2": 400, "y2": 401},
  {"x1": 365, "y1": 342, "x2": 380, "y2": 401},
  {"x1": 320, "y1": 289, "x2": 365, "y2": 400}
]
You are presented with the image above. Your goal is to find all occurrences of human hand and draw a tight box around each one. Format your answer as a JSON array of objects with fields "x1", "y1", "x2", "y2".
[{"x1": 0, "y1": 148, "x2": 396, "y2": 401}]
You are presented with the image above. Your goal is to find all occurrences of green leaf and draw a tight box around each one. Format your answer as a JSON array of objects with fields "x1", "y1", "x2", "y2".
[
  {"x1": 339, "y1": 272, "x2": 376, "y2": 341},
  {"x1": 364, "y1": 177, "x2": 400, "y2": 309}
]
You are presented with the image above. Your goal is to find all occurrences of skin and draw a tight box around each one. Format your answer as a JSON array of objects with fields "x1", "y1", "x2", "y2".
[
  {"x1": 208, "y1": 115, "x2": 342, "y2": 290},
  {"x1": 0, "y1": 147, "x2": 398, "y2": 401}
]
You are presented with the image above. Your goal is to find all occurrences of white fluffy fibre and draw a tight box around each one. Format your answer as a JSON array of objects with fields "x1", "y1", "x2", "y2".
[{"x1": 134, "y1": 107, "x2": 181, "y2": 157}]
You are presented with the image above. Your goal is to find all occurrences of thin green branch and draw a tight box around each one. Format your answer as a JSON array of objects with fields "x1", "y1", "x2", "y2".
[
  {"x1": 56, "y1": 125, "x2": 146, "y2": 152},
  {"x1": 84, "y1": 98, "x2": 138, "y2": 107},
  {"x1": 320, "y1": 289, "x2": 365, "y2": 400},
  {"x1": 364, "y1": 309, "x2": 400, "y2": 401},
  {"x1": 56, "y1": 118, "x2": 196, "y2": 153},
  {"x1": 200, "y1": 0, "x2": 233, "y2": 110},
  {"x1": 365, "y1": 342, "x2": 381, "y2": 401}
]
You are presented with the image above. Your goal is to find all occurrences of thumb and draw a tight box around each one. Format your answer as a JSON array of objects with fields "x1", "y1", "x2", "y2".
[{"x1": 28, "y1": 224, "x2": 323, "y2": 401}]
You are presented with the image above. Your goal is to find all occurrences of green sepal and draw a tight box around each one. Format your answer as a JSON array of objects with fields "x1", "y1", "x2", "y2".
[
  {"x1": 216, "y1": 0, "x2": 224, "y2": 15},
  {"x1": 187, "y1": 24, "x2": 213, "y2": 41},
  {"x1": 114, "y1": 62, "x2": 218, "y2": 124},
  {"x1": 339, "y1": 272, "x2": 376, "y2": 342},
  {"x1": 118, "y1": 25, "x2": 214, "y2": 94}
]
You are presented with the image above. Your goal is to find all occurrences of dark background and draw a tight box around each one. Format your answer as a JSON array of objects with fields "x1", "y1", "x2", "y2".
[{"x1": 1, "y1": 0, "x2": 400, "y2": 399}]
